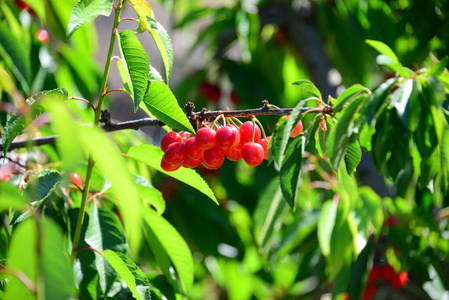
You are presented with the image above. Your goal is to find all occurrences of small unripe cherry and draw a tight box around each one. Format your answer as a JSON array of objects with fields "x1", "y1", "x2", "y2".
[
  {"x1": 239, "y1": 121, "x2": 261, "y2": 143},
  {"x1": 241, "y1": 142, "x2": 264, "y2": 166},
  {"x1": 225, "y1": 144, "x2": 242, "y2": 161},
  {"x1": 183, "y1": 156, "x2": 202, "y2": 168},
  {"x1": 184, "y1": 137, "x2": 204, "y2": 159},
  {"x1": 163, "y1": 142, "x2": 186, "y2": 165},
  {"x1": 257, "y1": 136, "x2": 271, "y2": 160},
  {"x1": 203, "y1": 145, "x2": 225, "y2": 168},
  {"x1": 216, "y1": 124, "x2": 240, "y2": 149},
  {"x1": 70, "y1": 172, "x2": 83, "y2": 188},
  {"x1": 195, "y1": 127, "x2": 216, "y2": 150},
  {"x1": 161, "y1": 131, "x2": 182, "y2": 152},
  {"x1": 161, "y1": 158, "x2": 182, "y2": 172}
]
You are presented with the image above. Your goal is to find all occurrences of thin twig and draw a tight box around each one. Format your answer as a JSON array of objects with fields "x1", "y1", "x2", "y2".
[{"x1": 67, "y1": 97, "x2": 96, "y2": 111}]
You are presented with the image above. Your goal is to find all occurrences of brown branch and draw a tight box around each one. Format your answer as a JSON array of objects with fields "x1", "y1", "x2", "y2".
[{"x1": 0, "y1": 105, "x2": 325, "y2": 152}]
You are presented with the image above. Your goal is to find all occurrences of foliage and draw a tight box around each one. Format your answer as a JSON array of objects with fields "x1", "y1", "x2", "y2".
[{"x1": 0, "y1": 0, "x2": 449, "y2": 300}]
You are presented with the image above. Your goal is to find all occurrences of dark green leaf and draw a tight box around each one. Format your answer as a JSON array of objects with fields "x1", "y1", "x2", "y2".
[
  {"x1": 144, "y1": 209, "x2": 194, "y2": 295},
  {"x1": 391, "y1": 79, "x2": 420, "y2": 131},
  {"x1": 127, "y1": 145, "x2": 217, "y2": 204},
  {"x1": 268, "y1": 115, "x2": 288, "y2": 169},
  {"x1": 146, "y1": 17, "x2": 173, "y2": 83},
  {"x1": 118, "y1": 30, "x2": 150, "y2": 112},
  {"x1": 0, "y1": 24, "x2": 31, "y2": 91},
  {"x1": 102, "y1": 250, "x2": 143, "y2": 300},
  {"x1": 365, "y1": 77, "x2": 397, "y2": 125},
  {"x1": 12, "y1": 170, "x2": 62, "y2": 224},
  {"x1": 290, "y1": 79, "x2": 322, "y2": 100},
  {"x1": 67, "y1": 0, "x2": 114, "y2": 39},
  {"x1": 280, "y1": 136, "x2": 305, "y2": 209},
  {"x1": 315, "y1": 118, "x2": 334, "y2": 157},
  {"x1": 347, "y1": 241, "x2": 374, "y2": 300},
  {"x1": 2, "y1": 88, "x2": 68, "y2": 156},
  {"x1": 143, "y1": 81, "x2": 194, "y2": 132},
  {"x1": 344, "y1": 140, "x2": 361, "y2": 175}
]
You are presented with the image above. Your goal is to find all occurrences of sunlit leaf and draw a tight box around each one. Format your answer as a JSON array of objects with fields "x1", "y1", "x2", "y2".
[
  {"x1": 391, "y1": 79, "x2": 420, "y2": 131},
  {"x1": 333, "y1": 84, "x2": 369, "y2": 113},
  {"x1": 318, "y1": 200, "x2": 337, "y2": 257},
  {"x1": 67, "y1": 0, "x2": 114, "y2": 39},
  {"x1": 146, "y1": 17, "x2": 173, "y2": 83},
  {"x1": 290, "y1": 79, "x2": 322, "y2": 100},
  {"x1": 428, "y1": 56, "x2": 448, "y2": 77},
  {"x1": 127, "y1": 145, "x2": 217, "y2": 204},
  {"x1": 129, "y1": 0, "x2": 154, "y2": 33}
]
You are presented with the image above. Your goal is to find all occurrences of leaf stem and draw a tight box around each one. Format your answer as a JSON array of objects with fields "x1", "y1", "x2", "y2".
[
  {"x1": 70, "y1": 0, "x2": 124, "y2": 265},
  {"x1": 67, "y1": 96, "x2": 95, "y2": 111}
]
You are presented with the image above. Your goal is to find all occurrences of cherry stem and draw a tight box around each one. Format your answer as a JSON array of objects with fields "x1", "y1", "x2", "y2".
[
  {"x1": 251, "y1": 118, "x2": 256, "y2": 143},
  {"x1": 119, "y1": 17, "x2": 137, "y2": 23},
  {"x1": 228, "y1": 118, "x2": 239, "y2": 128},
  {"x1": 76, "y1": 246, "x2": 103, "y2": 256},
  {"x1": 254, "y1": 118, "x2": 267, "y2": 139},
  {"x1": 103, "y1": 88, "x2": 127, "y2": 97},
  {"x1": 67, "y1": 97, "x2": 95, "y2": 111}
]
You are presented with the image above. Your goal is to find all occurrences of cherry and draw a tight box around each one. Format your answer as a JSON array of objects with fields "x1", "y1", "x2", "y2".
[
  {"x1": 368, "y1": 265, "x2": 381, "y2": 281},
  {"x1": 380, "y1": 265, "x2": 395, "y2": 282},
  {"x1": 195, "y1": 127, "x2": 216, "y2": 150},
  {"x1": 184, "y1": 137, "x2": 204, "y2": 159},
  {"x1": 391, "y1": 271, "x2": 408, "y2": 290},
  {"x1": 163, "y1": 142, "x2": 186, "y2": 165},
  {"x1": 199, "y1": 82, "x2": 221, "y2": 102},
  {"x1": 161, "y1": 131, "x2": 182, "y2": 152},
  {"x1": 183, "y1": 156, "x2": 202, "y2": 168},
  {"x1": 257, "y1": 136, "x2": 271, "y2": 160},
  {"x1": 70, "y1": 172, "x2": 83, "y2": 188},
  {"x1": 241, "y1": 142, "x2": 264, "y2": 166},
  {"x1": 203, "y1": 145, "x2": 225, "y2": 168},
  {"x1": 239, "y1": 121, "x2": 261, "y2": 143},
  {"x1": 362, "y1": 284, "x2": 377, "y2": 300},
  {"x1": 179, "y1": 131, "x2": 190, "y2": 143},
  {"x1": 216, "y1": 124, "x2": 240, "y2": 149},
  {"x1": 225, "y1": 144, "x2": 242, "y2": 161},
  {"x1": 161, "y1": 158, "x2": 182, "y2": 172}
]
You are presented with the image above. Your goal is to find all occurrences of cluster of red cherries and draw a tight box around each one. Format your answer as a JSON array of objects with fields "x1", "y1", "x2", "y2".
[{"x1": 160, "y1": 117, "x2": 303, "y2": 172}]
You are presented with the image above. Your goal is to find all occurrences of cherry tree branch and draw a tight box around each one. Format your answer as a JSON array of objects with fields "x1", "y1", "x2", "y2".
[{"x1": 1, "y1": 104, "x2": 329, "y2": 152}]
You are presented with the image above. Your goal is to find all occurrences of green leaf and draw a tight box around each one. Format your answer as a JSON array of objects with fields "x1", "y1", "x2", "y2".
[
  {"x1": 146, "y1": 17, "x2": 174, "y2": 83},
  {"x1": 127, "y1": 145, "x2": 217, "y2": 204},
  {"x1": 0, "y1": 24, "x2": 31, "y2": 91},
  {"x1": 391, "y1": 79, "x2": 420, "y2": 131},
  {"x1": 253, "y1": 177, "x2": 288, "y2": 254},
  {"x1": 318, "y1": 200, "x2": 338, "y2": 257},
  {"x1": 315, "y1": 118, "x2": 334, "y2": 157},
  {"x1": 12, "y1": 170, "x2": 62, "y2": 224},
  {"x1": 344, "y1": 140, "x2": 362, "y2": 175},
  {"x1": 290, "y1": 79, "x2": 322, "y2": 100},
  {"x1": 365, "y1": 40, "x2": 399, "y2": 65},
  {"x1": 1, "y1": 88, "x2": 68, "y2": 156},
  {"x1": 0, "y1": 182, "x2": 26, "y2": 211},
  {"x1": 144, "y1": 209, "x2": 194, "y2": 295},
  {"x1": 365, "y1": 77, "x2": 397, "y2": 125},
  {"x1": 102, "y1": 250, "x2": 142, "y2": 300},
  {"x1": 268, "y1": 115, "x2": 288, "y2": 169},
  {"x1": 117, "y1": 58, "x2": 132, "y2": 95},
  {"x1": 118, "y1": 30, "x2": 150, "y2": 112},
  {"x1": 428, "y1": 56, "x2": 448, "y2": 77},
  {"x1": 134, "y1": 175, "x2": 166, "y2": 215},
  {"x1": 365, "y1": 40, "x2": 413, "y2": 77},
  {"x1": 280, "y1": 136, "x2": 305, "y2": 209},
  {"x1": 85, "y1": 205, "x2": 127, "y2": 294},
  {"x1": 333, "y1": 84, "x2": 369, "y2": 113},
  {"x1": 67, "y1": 0, "x2": 114, "y2": 39},
  {"x1": 128, "y1": 0, "x2": 154, "y2": 33},
  {"x1": 143, "y1": 81, "x2": 194, "y2": 132}
]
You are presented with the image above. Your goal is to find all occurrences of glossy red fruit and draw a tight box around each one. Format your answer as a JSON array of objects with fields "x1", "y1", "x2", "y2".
[
  {"x1": 257, "y1": 136, "x2": 271, "y2": 160},
  {"x1": 368, "y1": 265, "x2": 381, "y2": 282},
  {"x1": 380, "y1": 265, "x2": 396, "y2": 282},
  {"x1": 161, "y1": 131, "x2": 182, "y2": 152},
  {"x1": 70, "y1": 173, "x2": 83, "y2": 188},
  {"x1": 184, "y1": 137, "x2": 204, "y2": 159},
  {"x1": 241, "y1": 142, "x2": 264, "y2": 166},
  {"x1": 183, "y1": 156, "x2": 202, "y2": 168},
  {"x1": 163, "y1": 142, "x2": 186, "y2": 165},
  {"x1": 239, "y1": 121, "x2": 261, "y2": 143},
  {"x1": 225, "y1": 144, "x2": 242, "y2": 161},
  {"x1": 362, "y1": 284, "x2": 377, "y2": 300},
  {"x1": 35, "y1": 29, "x2": 50, "y2": 44},
  {"x1": 290, "y1": 119, "x2": 304, "y2": 138},
  {"x1": 216, "y1": 125, "x2": 240, "y2": 149},
  {"x1": 179, "y1": 131, "x2": 190, "y2": 143},
  {"x1": 161, "y1": 158, "x2": 182, "y2": 172},
  {"x1": 203, "y1": 145, "x2": 225, "y2": 168},
  {"x1": 391, "y1": 271, "x2": 408, "y2": 290},
  {"x1": 202, "y1": 160, "x2": 223, "y2": 170},
  {"x1": 195, "y1": 127, "x2": 216, "y2": 150}
]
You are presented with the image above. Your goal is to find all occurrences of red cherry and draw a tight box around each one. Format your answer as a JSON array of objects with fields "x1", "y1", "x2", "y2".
[
  {"x1": 184, "y1": 137, "x2": 204, "y2": 159},
  {"x1": 195, "y1": 127, "x2": 216, "y2": 150},
  {"x1": 183, "y1": 156, "x2": 202, "y2": 168},
  {"x1": 161, "y1": 158, "x2": 182, "y2": 172},
  {"x1": 70, "y1": 172, "x2": 83, "y2": 188},
  {"x1": 216, "y1": 125, "x2": 240, "y2": 149},
  {"x1": 203, "y1": 145, "x2": 225, "y2": 168},
  {"x1": 230, "y1": 91, "x2": 241, "y2": 105},
  {"x1": 199, "y1": 82, "x2": 221, "y2": 102},
  {"x1": 368, "y1": 265, "x2": 381, "y2": 282},
  {"x1": 225, "y1": 144, "x2": 243, "y2": 161},
  {"x1": 161, "y1": 131, "x2": 182, "y2": 152},
  {"x1": 362, "y1": 284, "x2": 377, "y2": 300},
  {"x1": 239, "y1": 121, "x2": 261, "y2": 143},
  {"x1": 163, "y1": 142, "x2": 186, "y2": 164},
  {"x1": 391, "y1": 272, "x2": 408, "y2": 290},
  {"x1": 178, "y1": 131, "x2": 190, "y2": 143},
  {"x1": 380, "y1": 265, "x2": 395, "y2": 282},
  {"x1": 35, "y1": 29, "x2": 50, "y2": 44},
  {"x1": 241, "y1": 142, "x2": 264, "y2": 166},
  {"x1": 257, "y1": 136, "x2": 270, "y2": 160}
]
